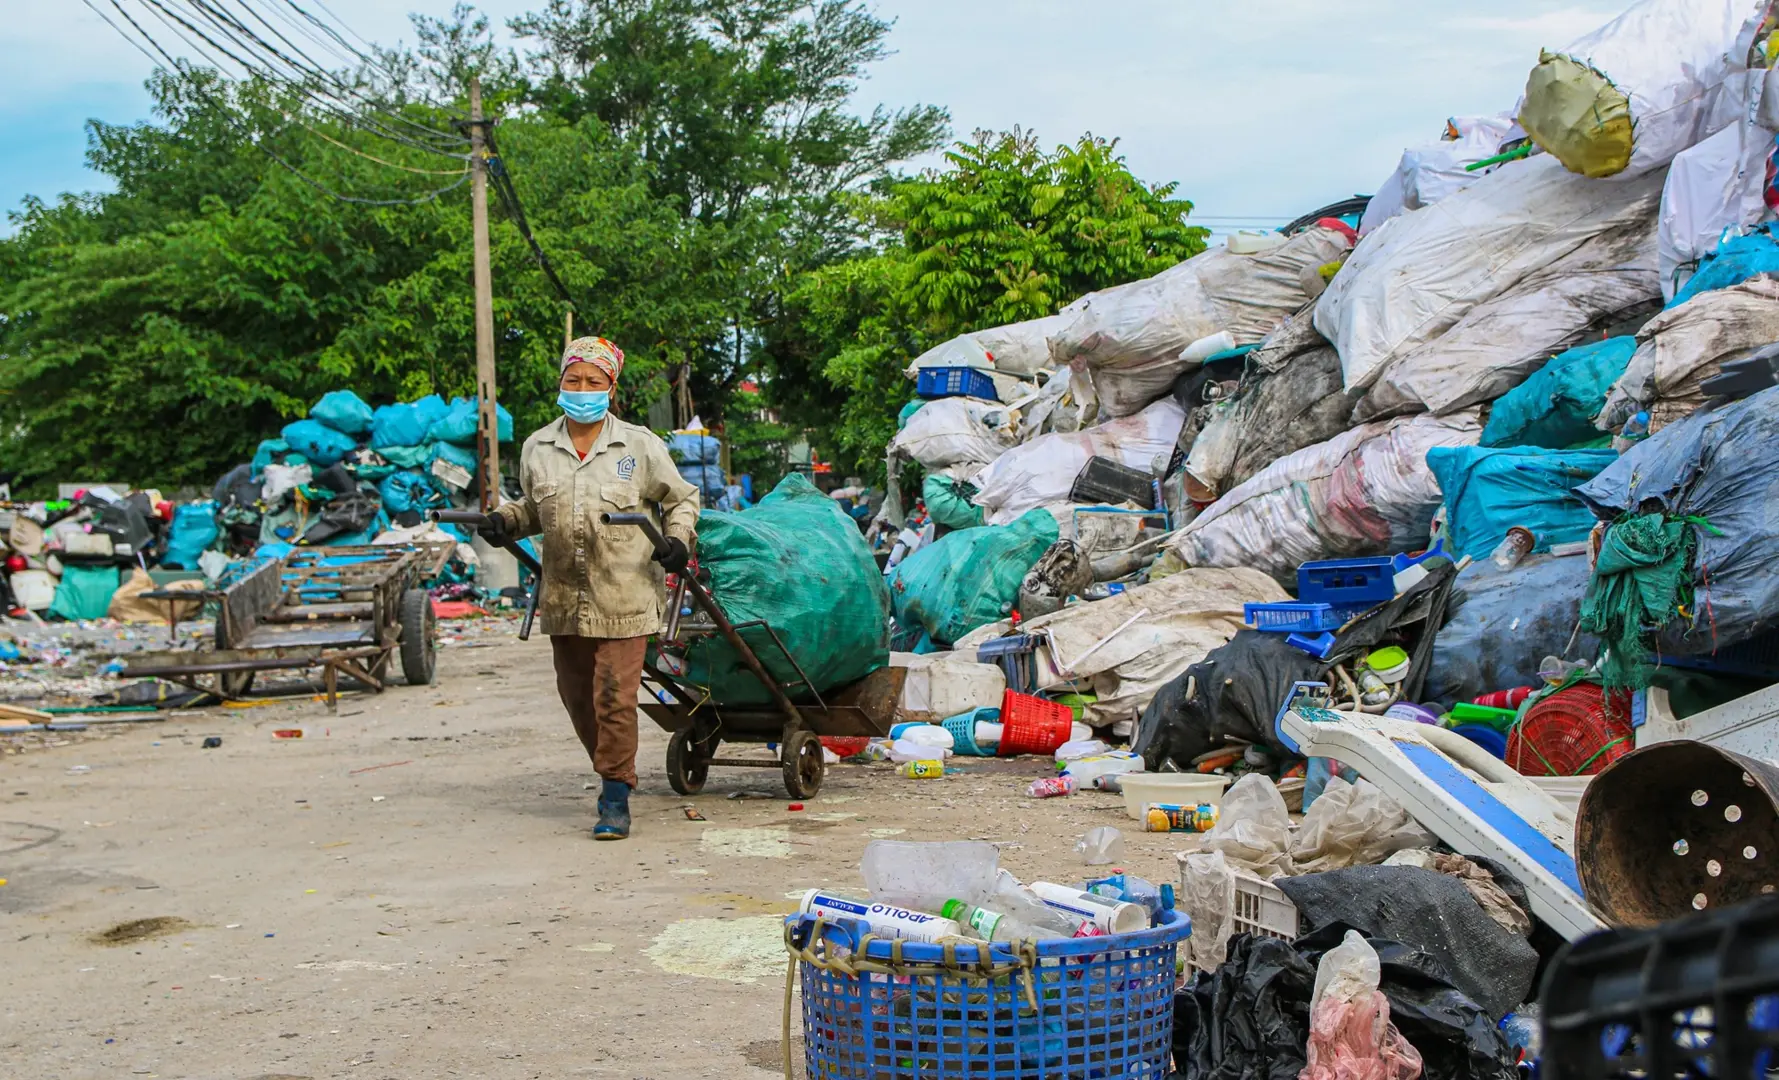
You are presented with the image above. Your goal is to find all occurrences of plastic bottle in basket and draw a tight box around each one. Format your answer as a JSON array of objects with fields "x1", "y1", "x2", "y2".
[
  {"x1": 796, "y1": 890, "x2": 965, "y2": 942},
  {"x1": 1027, "y1": 775, "x2": 1076, "y2": 799},
  {"x1": 1027, "y1": 881, "x2": 1147, "y2": 933},
  {"x1": 940, "y1": 898, "x2": 1077, "y2": 942},
  {"x1": 991, "y1": 870, "x2": 1089, "y2": 937}
]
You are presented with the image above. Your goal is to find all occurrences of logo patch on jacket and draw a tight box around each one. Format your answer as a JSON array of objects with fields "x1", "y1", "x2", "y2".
[{"x1": 616, "y1": 455, "x2": 636, "y2": 480}]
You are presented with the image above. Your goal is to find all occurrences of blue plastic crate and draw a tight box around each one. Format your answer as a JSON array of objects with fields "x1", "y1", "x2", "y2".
[
  {"x1": 917, "y1": 366, "x2": 999, "y2": 401},
  {"x1": 977, "y1": 634, "x2": 1039, "y2": 694},
  {"x1": 788, "y1": 908, "x2": 1190, "y2": 1078},
  {"x1": 1245, "y1": 601, "x2": 1354, "y2": 633},
  {"x1": 1297, "y1": 556, "x2": 1396, "y2": 607}
]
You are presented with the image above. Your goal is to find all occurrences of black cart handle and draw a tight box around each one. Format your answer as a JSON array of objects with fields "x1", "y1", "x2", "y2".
[
  {"x1": 600, "y1": 512, "x2": 671, "y2": 559},
  {"x1": 428, "y1": 509, "x2": 543, "y2": 641}
]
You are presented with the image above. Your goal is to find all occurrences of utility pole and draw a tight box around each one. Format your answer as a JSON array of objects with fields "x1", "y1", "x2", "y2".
[{"x1": 468, "y1": 77, "x2": 499, "y2": 512}]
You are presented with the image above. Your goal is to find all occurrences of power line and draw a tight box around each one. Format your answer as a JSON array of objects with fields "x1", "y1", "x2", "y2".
[
  {"x1": 483, "y1": 126, "x2": 587, "y2": 319},
  {"x1": 86, "y1": 0, "x2": 473, "y2": 207}
]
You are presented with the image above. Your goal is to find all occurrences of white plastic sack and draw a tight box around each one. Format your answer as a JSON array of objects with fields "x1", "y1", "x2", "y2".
[
  {"x1": 1362, "y1": 115, "x2": 1520, "y2": 237},
  {"x1": 1182, "y1": 399, "x2": 1243, "y2": 501},
  {"x1": 893, "y1": 652, "x2": 1007, "y2": 722},
  {"x1": 1524, "y1": 0, "x2": 1769, "y2": 181},
  {"x1": 1599, "y1": 277, "x2": 1779, "y2": 432},
  {"x1": 908, "y1": 335, "x2": 994, "y2": 373},
  {"x1": 972, "y1": 398, "x2": 1184, "y2": 525},
  {"x1": 261, "y1": 463, "x2": 311, "y2": 502},
  {"x1": 1356, "y1": 194, "x2": 1662, "y2": 420},
  {"x1": 959, "y1": 567, "x2": 1285, "y2": 725},
  {"x1": 1052, "y1": 226, "x2": 1354, "y2": 417},
  {"x1": 1658, "y1": 119, "x2": 1776, "y2": 300},
  {"x1": 1316, "y1": 155, "x2": 1668, "y2": 393},
  {"x1": 888, "y1": 396, "x2": 1017, "y2": 470},
  {"x1": 1167, "y1": 411, "x2": 1481, "y2": 584}
]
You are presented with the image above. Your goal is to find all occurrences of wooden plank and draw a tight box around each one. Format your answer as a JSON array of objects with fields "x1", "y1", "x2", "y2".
[
  {"x1": 233, "y1": 621, "x2": 377, "y2": 649},
  {"x1": 265, "y1": 601, "x2": 375, "y2": 622},
  {"x1": 0, "y1": 703, "x2": 55, "y2": 722}
]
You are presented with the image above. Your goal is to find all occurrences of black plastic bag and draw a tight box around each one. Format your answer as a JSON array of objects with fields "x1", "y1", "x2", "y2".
[{"x1": 1173, "y1": 934, "x2": 1315, "y2": 1080}]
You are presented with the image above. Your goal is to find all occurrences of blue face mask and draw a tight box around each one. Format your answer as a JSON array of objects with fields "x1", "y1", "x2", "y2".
[{"x1": 558, "y1": 389, "x2": 610, "y2": 424}]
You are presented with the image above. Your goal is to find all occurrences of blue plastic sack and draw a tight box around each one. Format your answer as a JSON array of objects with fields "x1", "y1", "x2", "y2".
[
  {"x1": 1480, "y1": 337, "x2": 1639, "y2": 449},
  {"x1": 668, "y1": 433, "x2": 721, "y2": 465},
  {"x1": 371, "y1": 403, "x2": 430, "y2": 450},
  {"x1": 161, "y1": 501, "x2": 220, "y2": 569},
  {"x1": 281, "y1": 419, "x2": 358, "y2": 468},
  {"x1": 1427, "y1": 446, "x2": 1618, "y2": 562},
  {"x1": 889, "y1": 509, "x2": 1059, "y2": 645},
  {"x1": 428, "y1": 396, "x2": 514, "y2": 446},
  {"x1": 251, "y1": 439, "x2": 290, "y2": 474},
  {"x1": 378, "y1": 444, "x2": 432, "y2": 469},
  {"x1": 1671, "y1": 227, "x2": 1779, "y2": 307},
  {"x1": 378, "y1": 471, "x2": 442, "y2": 515},
  {"x1": 310, "y1": 390, "x2": 375, "y2": 436},
  {"x1": 678, "y1": 463, "x2": 726, "y2": 502}
]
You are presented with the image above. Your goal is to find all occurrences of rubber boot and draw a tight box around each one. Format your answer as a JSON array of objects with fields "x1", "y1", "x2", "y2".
[{"x1": 594, "y1": 778, "x2": 631, "y2": 840}]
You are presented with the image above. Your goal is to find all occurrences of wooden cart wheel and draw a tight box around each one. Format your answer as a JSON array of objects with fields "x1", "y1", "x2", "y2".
[
  {"x1": 399, "y1": 587, "x2": 437, "y2": 686},
  {"x1": 667, "y1": 728, "x2": 711, "y2": 796},
  {"x1": 782, "y1": 730, "x2": 825, "y2": 799}
]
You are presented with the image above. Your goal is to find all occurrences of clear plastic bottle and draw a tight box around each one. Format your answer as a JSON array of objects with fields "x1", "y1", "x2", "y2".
[
  {"x1": 940, "y1": 898, "x2": 1073, "y2": 942},
  {"x1": 1490, "y1": 525, "x2": 1536, "y2": 571},
  {"x1": 1075, "y1": 825, "x2": 1125, "y2": 865},
  {"x1": 1612, "y1": 411, "x2": 1650, "y2": 455},
  {"x1": 990, "y1": 870, "x2": 1086, "y2": 937},
  {"x1": 1027, "y1": 775, "x2": 1076, "y2": 799}
]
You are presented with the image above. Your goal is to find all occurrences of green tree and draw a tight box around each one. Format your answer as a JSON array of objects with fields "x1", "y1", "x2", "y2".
[{"x1": 760, "y1": 129, "x2": 1209, "y2": 479}]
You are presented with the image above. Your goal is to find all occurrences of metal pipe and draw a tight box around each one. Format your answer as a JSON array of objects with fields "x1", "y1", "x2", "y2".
[
  {"x1": 430, "y1": 510, "x2": 543, "y2": 640},
  {"x1": 602, "y1": 512, "x2": 804, "y2": 729}
]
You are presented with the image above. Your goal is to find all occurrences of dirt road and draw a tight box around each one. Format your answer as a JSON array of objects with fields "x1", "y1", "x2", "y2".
[{"x1": 3, "y1": 626, "x2": 1182, "y2": 1079}]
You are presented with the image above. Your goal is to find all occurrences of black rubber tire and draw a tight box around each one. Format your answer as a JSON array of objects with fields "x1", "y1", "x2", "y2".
[
  {"x1": 782, "y1": 730, "x2": 825, "y2": 800},
  {"x1": 667, "y1": 728, "x2": 710, "y2": 796},
  {"x1": 398, "y1": 587, "x2": 437, "y2": 686}
]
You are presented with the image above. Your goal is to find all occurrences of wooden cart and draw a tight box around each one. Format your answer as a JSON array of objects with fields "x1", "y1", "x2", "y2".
[{"x1": 123, "y1": 543, "x2": 453, "y2": 710}]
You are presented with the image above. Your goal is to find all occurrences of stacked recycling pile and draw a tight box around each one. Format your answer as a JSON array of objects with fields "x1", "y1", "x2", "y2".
[{"x1": 875, "y1": 0, "x2": 1779, "y2": 770}]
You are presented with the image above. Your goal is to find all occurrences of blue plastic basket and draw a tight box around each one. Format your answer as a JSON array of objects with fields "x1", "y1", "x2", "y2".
[
  {"x1": 917, "y1": 366, "x2": 999, "y2": 401},
  {"x1": 788, "y1": 908, "x2": 1190, "y2": 1078},
  {"x1": 1297, "y1": 556, "x2": 1396, "y2": 607},
  {"x1": 942, "y1": 708, "x2": 998, "y2": 756},
  {"x1": 1244, "y1": 601, "x2": 1355, "y2": 633}
]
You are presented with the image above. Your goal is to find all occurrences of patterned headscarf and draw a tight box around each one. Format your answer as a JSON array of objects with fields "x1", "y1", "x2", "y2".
[{"x1": 561, "y1": 336, "x2": 625, "y2": 382}]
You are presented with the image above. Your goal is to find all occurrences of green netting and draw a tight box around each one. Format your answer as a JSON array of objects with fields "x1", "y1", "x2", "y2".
[
  {"x1": 888, "y1": 508, "x2": 1059, "y2": 646},
  {"x1": 1578, "y1": 513, "x2": 1696, "y2": 689},
  {"x1": 923, "y1": 474, "x2": 985, "y2": 531},
  {"x1": 676, "y1": 473, "x2": 890, "y2": 705}
]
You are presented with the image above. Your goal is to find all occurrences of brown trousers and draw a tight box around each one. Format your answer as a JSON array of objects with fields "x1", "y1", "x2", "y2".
[{"x1": 550, "y1": 635, "x2": 648, "y2": 788}]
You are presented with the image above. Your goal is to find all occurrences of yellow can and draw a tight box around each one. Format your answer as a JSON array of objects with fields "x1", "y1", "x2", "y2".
[
  {"x1": 1143, "y1": 802, "x2": 1218, "y2": 833},
  {"x1": 898, "y1": 760, "x2": 946, "y2": 779}
]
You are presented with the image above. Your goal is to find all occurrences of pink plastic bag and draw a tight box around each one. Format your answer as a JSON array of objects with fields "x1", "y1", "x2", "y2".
[{"x1": 1301, "y1": 930, "x2": 1423, "y2": 1080}]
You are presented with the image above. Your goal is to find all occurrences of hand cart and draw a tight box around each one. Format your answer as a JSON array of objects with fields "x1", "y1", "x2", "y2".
[
  {"x1": 121, "y1": 543, "x2": 453, "y2": 711},
  {"x1": 433, "y1": 510, "x2": 902, "y2": 798}
]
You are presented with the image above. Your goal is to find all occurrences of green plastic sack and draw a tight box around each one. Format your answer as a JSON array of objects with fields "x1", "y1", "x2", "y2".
[
  {"x1": 379, "y1": 444, "x2": 433, "y2": 469},
  {"x1": 1481, "y1": 337, "x2": 1637, "y2": 449},
  {"x1": 677, "y1": 473, "x2": 890, "y2": 705},
  {"x1": 889, "y1": 508, "x2": 1058, "y2": 645},
  {"x1": 310, "y1": 390, "x2": 375, "y2": 436},
  {"x1": 49, "y1": 565, "x2": 120, "y2": 622},
  {"x1": 923, "y1": 474, "x2": 985, "y2": 531}
]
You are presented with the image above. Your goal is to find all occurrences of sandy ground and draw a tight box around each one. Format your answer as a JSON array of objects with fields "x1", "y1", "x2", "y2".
[{"x1": 2, "y1": 624, "x2": 1187, "y2": 1080}]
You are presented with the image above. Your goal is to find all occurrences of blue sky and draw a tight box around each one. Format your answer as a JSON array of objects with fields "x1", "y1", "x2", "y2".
[{"x1": 1, "y1": 1, "x2": 1619, "y2": 237}]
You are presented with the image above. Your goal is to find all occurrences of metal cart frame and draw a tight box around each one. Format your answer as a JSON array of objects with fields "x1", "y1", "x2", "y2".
[{"x1": 122, "y1": 543, "x2": 452, "y2": 711}]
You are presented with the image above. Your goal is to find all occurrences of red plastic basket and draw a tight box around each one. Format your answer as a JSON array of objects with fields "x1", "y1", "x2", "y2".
[
  {"x1": 996, "y1": 689, "x2": 1074, "y2": 757},
  {"x1": 820, "y1": 736, "x2": 871, "y2": 759},
  {"x1": 1507, "y1": 683, "x2": 1634, "y2": 777}
]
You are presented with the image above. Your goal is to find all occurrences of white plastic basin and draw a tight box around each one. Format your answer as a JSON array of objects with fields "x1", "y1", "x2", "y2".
[{"x1": 1120, "y1": 773, "x2": 1233, "y2": 821}]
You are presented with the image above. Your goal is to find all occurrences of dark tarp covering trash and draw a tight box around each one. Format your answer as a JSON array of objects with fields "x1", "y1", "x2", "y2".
[
  {"x1": 1577, "y1": 383, "x2": 1779, "y2": 651},
  {"x1": 1423, "y1": 553, "x2": 1598, "y2": 707},
  {"x1": 1275, "y1": 865, "x2": 1539, "y2": 1019},
  {"x1": 668, "y1": 473, "x2": 890, "y2": 705},
  {"x1": 1174, "y1": 927, "x2": 1516, "y2": 1080}
]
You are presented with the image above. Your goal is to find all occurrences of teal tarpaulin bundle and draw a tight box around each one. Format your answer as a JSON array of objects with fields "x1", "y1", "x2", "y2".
[
  {"x1": 1480, "y1": 337, "x2": 1637, "y2": 450},
  {"x1": 889, "y1": 508, "x2": 1058, "y2": 645},
  {"x1": 1427, "y1": 445, "x2": 1617, "y2": 561}
]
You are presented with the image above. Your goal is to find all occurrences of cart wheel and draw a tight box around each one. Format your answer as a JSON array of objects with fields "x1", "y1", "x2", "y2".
[
  {"x1": 218, "y1": 670, "x2": 255, "y2": 698},
  {"x1": 782, "y1": 730, "x2": 824, "y2": 799},
  {"x1": 667, "y1": 729, "x2": 711, "y2": 796},
  {"x1": 399, "y1": 588, "x2": 437, "y2": 686}
]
